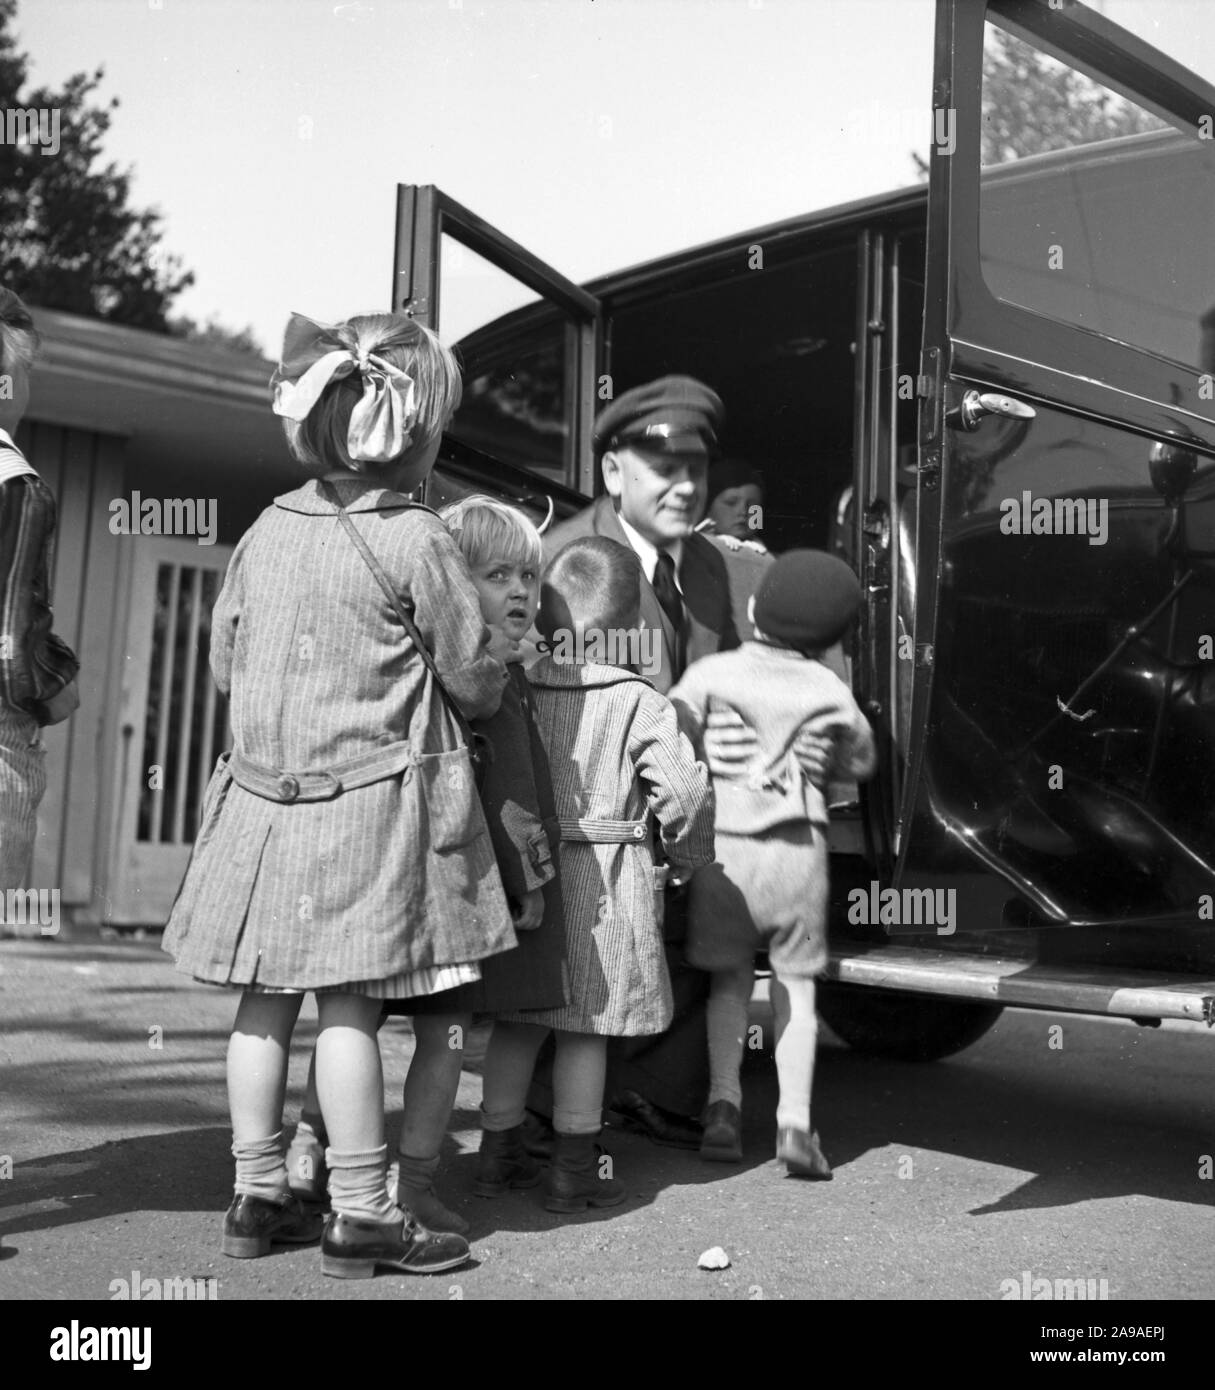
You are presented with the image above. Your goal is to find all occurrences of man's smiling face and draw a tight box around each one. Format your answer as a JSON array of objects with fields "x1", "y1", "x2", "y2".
[{"x1": 602, "y1": 444, "x2": 709, "y2": 547}]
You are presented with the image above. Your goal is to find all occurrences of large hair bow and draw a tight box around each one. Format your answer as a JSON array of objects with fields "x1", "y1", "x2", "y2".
[{"x1": 271, "y1": 312, "x2": 419, "y2": 465}]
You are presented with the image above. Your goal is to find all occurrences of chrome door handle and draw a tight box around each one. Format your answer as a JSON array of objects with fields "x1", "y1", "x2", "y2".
[{"x1": 950, "y1": 390, "x2": 1036, "y2": 432}]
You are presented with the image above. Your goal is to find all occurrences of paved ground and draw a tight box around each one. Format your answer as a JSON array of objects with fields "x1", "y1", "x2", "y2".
[{"x1": 2, "y1": 936, "x2": 1214, "y2": 1306}]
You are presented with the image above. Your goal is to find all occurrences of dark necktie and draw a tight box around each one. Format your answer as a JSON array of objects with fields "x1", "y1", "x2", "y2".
[{"x1": 652, "y1": 549, "x2": 687, "y2": 679}]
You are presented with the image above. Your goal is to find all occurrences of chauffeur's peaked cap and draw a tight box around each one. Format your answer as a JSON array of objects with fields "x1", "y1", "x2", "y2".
[{"x1": 594, "y1": 375, "x2": 724, "y2": 456}]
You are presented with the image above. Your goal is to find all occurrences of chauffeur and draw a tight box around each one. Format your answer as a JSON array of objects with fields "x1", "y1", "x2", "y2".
[{"x1": 526, "y1": 375, "x2": 738, "y2": 1147}]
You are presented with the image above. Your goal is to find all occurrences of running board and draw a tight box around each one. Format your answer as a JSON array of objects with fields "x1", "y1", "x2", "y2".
[{"x1": 823, "y1": 946, "x2": 1215, "y2": 1025}]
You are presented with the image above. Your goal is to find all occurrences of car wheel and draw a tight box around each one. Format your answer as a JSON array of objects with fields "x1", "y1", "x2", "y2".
[{"x1": 817, "y1": 982, "x2": 1003, "y2": 1061}]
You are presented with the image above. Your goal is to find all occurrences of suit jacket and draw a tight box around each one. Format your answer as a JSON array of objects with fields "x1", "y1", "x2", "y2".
[{"x1": 542, "y1": 496, "x2": 738, "y2": 694}]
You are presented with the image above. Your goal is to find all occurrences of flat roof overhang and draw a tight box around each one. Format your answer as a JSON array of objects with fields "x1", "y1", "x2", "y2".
[{"x1": 25, "y1": 307, "x2": 300, "y2": 489}]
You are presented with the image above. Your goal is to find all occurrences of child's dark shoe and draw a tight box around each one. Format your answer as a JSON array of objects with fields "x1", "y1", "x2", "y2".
[
  {"x1": 700, "y1": 1100, "x2": 743, "y2": 1163},
  {"x1": 519, "y1": 1109, "x2": 555, "y2": 1160},
  {"x1": 320, "y1": 1210, "x2": 470, "y2": 1279},
  {"x1": 393, "y1": 1153, "x2": 470, "y2": 1235},
  {"x1": 287, "y1": 1135, "x2": 328, "y2": 1209},
  {"x1": 221, "y1": 1192, "x2": 324, "y2": 1258},
  {"x1": 475, "y1": 1125, "x2": 543, "y2": 1197},
  {"x1": 607, "y1": 1090, "x2": 702, "y2": 1150},
  {"x1": 544, "y1": 1130, "x2": 626, "y2": 1214},
  {"x1": 776, "y1": 1127, "x2": 833, "y2": 1180}
]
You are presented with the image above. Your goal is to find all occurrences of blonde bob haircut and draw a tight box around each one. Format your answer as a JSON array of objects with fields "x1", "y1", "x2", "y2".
[
  {"x1": 440, "y1": 494, "x2": 543, "y2": 572},
  {"x1": 280, "y1": 312, "x2": 462, "y2": 477},
  {"x1": 0, "y1": 288, "x2": 39, "y2": 379}
]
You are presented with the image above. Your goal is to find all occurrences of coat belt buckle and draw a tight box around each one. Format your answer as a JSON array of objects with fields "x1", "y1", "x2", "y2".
[{"x1": 277, "y1": 773, "x2": 301, "y2": 802}]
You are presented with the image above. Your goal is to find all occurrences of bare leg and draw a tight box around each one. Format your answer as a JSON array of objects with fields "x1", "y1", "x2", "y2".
[
  {"x1": 227, "y1": 990, "x2": 303, "y2": 1143},
  {"x1": 399, "y1": 1013, "x2": 471, "y2": 1157},
  {"x1": 552, "y1": 1031, "x2": 608, "y2": 1134},
  {"x1": 395, "y1": 1011, "x2": 473, "y2": 1233},
  {"x1": 481, "y1": 1020, "x2": 550, "y2": 1130},
  {"x1": 705, "y1": 964, "x2": 754, "y2": 1109}
]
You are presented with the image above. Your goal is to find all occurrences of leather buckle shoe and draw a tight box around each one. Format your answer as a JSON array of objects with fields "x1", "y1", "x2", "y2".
[
  {"x1": 607, "y1": 1090, "x2": 703, "y2": 1150},
  {"x1": 776, "y1": 1127, "x2": 832, "y2": 1180},
  {"x1": 321, "y1": 1211, "x2": 470, "y2": 1279},
  {"x1": 222, "y1": 1192, "x2": 324, "y2": 1258},
  {"x1": 700, "y1": 1100, "x2": 743, "y2": 1163}
]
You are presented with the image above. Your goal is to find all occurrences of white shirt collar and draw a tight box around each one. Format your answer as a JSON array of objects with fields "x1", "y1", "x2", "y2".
[
  {"x1": 616, "y1": 511, "x2": 684, "y2": 591},
  {"x1": 0, "y1": 428, "x2": 18, "y2": 452}
]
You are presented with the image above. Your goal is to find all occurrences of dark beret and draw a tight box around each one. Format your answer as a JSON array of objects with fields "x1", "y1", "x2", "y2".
[
  {"x1": 753, "y1": 549, "x2": 862, "y2": 653},
  {"x1": 594, "y1": 375, "x2": 723, "y2": 456}
]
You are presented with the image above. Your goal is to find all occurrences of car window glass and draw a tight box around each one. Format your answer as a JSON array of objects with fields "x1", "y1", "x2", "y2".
[{"x1": 979, "y1": 20, "x2": 1215, "y2": 375}]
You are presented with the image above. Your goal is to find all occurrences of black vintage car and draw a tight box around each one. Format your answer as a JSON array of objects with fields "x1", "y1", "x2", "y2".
[{"x1": 391, "y1": 0, "x2": 1215, "y2": 1060}]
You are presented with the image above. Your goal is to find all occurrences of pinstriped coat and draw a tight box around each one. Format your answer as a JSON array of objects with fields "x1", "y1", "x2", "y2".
[
  {"x1": 161, "y1": 477, "x2": 517, "y2": 990},
  {"x1": 498, "y1": 655, "x2": 715, "y2": 1036}
]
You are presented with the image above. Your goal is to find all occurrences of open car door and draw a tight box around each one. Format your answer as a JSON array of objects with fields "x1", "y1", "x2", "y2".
[
  {"x1": 392, "y1": 186, "x2": 603, "y2": 519},
  {"x1": 899, "y1": 0, "x2": 1215, "y2": 933}
]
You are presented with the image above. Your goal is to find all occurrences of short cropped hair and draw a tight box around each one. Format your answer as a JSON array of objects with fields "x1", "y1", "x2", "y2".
[
  {"x1": 280, "y1": 312, "x2": 462, "y2": 477},
  {"x1": 0, "y1": 288, "x2": 39, "y2": 379},
  {"x1": 439, "y1": 494, "x2": 543, "y2": 572},
  {"x1": 538, "y1": 537, "x2": 642, "y2": 641}
]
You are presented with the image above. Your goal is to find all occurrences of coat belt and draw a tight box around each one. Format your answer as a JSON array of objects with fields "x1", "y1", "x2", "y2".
[
  {"x1": 228, "y1": 742, "x2": 414, "y2": 804},
  {"x1": 558, "y1": 816, "x2": 649, "y2": 843}
]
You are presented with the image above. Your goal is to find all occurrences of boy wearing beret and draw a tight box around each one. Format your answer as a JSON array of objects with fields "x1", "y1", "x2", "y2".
[{"x1": 669, "y1": 550, "x2": 876, "y2": 1177}]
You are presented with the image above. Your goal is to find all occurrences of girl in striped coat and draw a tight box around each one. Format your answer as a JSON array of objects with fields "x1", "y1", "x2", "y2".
[
  {"x1": 474, "y1": 537, "x2": 715, "y2": 1213},
  {"x1": 162, "y1": 311, "x2": 516, "y2": 1279}
]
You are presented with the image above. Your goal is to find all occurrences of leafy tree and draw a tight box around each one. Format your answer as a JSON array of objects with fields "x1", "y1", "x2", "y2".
[
  {"x1": 980, "y1": 26, "x2": 1164, "y2": 164},
  {"x1": 0, "y1": 0, "x2": 261, "y2": 354},
  {"x1": 168, "y1": 314, "x2": 265, "y2": 358},
  {"x1": 912, "y1": 25, "x2": 1165, "y2": 179}
]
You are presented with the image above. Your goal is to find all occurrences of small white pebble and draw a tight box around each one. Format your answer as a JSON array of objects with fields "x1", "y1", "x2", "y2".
[{"x1": 698, "y1": 1246, "x2": 731, "y2": 1270}]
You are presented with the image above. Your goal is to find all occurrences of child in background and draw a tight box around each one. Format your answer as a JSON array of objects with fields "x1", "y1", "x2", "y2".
[
  {"x1": 669, "y1": 549, "x2": 876, "y2": 1178},
  {"x1": 163, "y1": 310, "x2": 517, "y2": 1279},
  {"x1": 474, "y1": 536, "x2": 715, "y2": 1212}
]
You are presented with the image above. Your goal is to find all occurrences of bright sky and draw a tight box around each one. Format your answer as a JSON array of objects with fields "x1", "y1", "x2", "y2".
[{"x1": 16, "y1": 0, "x2": 1215, "y2": 355}]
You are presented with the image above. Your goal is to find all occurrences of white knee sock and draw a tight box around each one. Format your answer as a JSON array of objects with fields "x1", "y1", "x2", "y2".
[
  {"x1": 772, "y1": 975, "x2": 818, "y2": 1132},
  {"x1": 326, "y1": 1144, "x2": 397, "y2": 1222},
  {"x1": 232, "y1": 1131, "x2": 289, "y2": 1201}
]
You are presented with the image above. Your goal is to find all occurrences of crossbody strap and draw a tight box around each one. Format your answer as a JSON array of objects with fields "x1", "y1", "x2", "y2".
[{"x1": 319, "y1": 480, "x2": 477, "y2": 747}]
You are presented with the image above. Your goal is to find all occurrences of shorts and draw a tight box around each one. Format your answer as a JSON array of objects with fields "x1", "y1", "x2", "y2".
[{"x1": 685, "y1": 824, "x2": 828, "y2": 978}]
